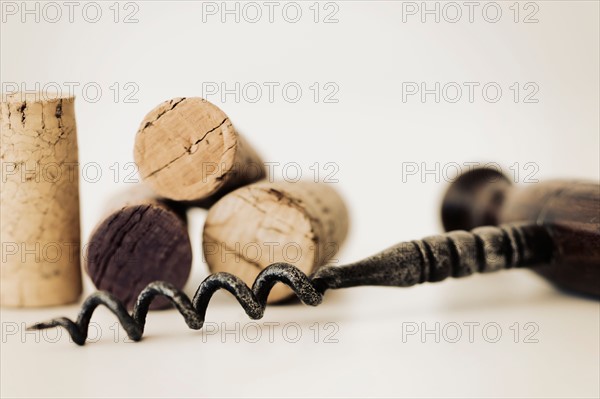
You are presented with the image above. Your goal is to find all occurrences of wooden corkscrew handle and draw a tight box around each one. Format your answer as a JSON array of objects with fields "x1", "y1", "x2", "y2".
[{"x1": 441, "y1": 168, "x2": 600, "y2": 297}]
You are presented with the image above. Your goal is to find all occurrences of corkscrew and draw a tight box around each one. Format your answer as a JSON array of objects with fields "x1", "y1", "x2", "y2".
[{"x1": 29, "y1": 168, "x2": 600, "y2": 345}]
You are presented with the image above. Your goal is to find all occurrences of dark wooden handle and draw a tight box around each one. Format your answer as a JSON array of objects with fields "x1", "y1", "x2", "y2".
[{"x1": 441, "y1": 168, "x2": 600, "y2": 297}]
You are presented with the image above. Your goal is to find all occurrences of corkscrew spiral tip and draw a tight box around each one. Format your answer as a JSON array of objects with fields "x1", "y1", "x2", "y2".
[{"x1": 28, "y1": 263, "x2": 324, "y2": 346}]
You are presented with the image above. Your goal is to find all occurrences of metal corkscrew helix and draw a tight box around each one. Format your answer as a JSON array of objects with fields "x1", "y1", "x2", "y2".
[{"x1": 29, "y1": 223, "x2": 554, "y2": 345}]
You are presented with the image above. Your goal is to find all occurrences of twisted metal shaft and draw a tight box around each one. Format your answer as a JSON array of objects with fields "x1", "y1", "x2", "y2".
[{"x1": 28, "y1": 223, "x2": 554, "y2": 345}]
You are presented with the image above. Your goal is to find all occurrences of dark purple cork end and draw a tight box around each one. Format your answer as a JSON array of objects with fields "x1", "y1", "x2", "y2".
[{"x1": 86, "y1": 204, "x2": 192, "y2": 310}]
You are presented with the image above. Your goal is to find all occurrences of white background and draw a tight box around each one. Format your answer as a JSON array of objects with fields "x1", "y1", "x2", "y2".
[{"x1": 1, "y1": 1, "x2": 599, "y2": 398}]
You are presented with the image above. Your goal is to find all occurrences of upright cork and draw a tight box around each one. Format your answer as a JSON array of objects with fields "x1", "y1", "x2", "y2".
[
  {"x1": 1, "y1": 92, "x2": 82, "y2": 307},
  {"x1": 134, "y1": 97, "x2": 266, "y2": 202},
  {"x1": 203, "y1": 181, "x2": 349, "y2": 303}
]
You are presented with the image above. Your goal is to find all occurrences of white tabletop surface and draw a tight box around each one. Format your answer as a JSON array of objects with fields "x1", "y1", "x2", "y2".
[
  {"x1": 1, "y1": 1, "x2": 599, "y2": 398},
  {"x1": 2, "y1": 267, "x2": 599, "y2": 398}
]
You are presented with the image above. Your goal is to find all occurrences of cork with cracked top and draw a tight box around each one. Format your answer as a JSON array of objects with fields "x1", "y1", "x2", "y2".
[
  {"x1": 1, "y1": 92, "x2": 82, "y2": 307},
  {"x1": 134, "y1": 97, "x2": 265, "y2": 202},
  {"x1": 203, "y1": 181, "x2": 349, "y2": 303}
]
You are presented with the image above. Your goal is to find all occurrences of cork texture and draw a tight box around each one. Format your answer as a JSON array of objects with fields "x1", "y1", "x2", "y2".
[
  {"x1": 85, "y1": 192, "x2": 192, "y2": 310},
  {"x1": 203, "y1": 181, "x2": 349, "y2": 302},
  {"x1": 134, "y1": 97, "x2": 265, "y2": 201},
  {"x1": 1, "y1": 93, "x2": 82, "y2": 307}
]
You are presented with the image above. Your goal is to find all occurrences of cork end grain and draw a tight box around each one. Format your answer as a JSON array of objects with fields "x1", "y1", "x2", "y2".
[
  {"x1": 86, "y1": 203, "x2": 193, "y2": 310},
  {"x1": 134, "y1": 97, "x2": 254, "y2": 201},
  {"x1": 203, "y1": 181, "x2": 349, "y2": 303}
]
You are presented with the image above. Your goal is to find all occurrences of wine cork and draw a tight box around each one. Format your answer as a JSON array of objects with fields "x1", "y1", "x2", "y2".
[
  {"x1": 1, "y1": 93, "x2": 82, "y2": 307},
  {"x1": 203, "y1": 181, "x2": 349, "y2": 303},
  {"x1": 134, "y1": 97, "x2": 266, "y2": 202},
  {"x1": 86, "y1": 187, "x2": 192, "y2": 310}
]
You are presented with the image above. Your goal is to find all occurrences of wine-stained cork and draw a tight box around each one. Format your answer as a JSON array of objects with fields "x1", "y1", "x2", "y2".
[
  {"x1": 134, "y1": 97, "x2": 266, "y2": 202},
  {"x1": 86, "y1": 187, "x2": 192, "y2": 310},
  {"x1": 1, "y1": 93, "x2": 82, "y2": 307},
  {"x1": 203, "y1": 181, "x2": 349, "y2": 303}
]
